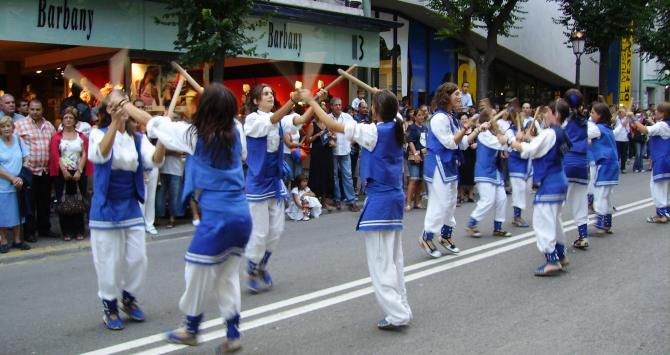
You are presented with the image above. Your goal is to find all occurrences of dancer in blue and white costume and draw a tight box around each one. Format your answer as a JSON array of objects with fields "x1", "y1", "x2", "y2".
[
  {"x1": 587, "y1": 103, "x2": 619, "y2": 237},
  {"x1": 244, "y1": 84, "x2": 315, "y2": 293},
  {"x1": 88, "y1": 100, "x2": 165, "y2": 330},
  {"x1": 505, "y1": 103, "x2": 535, "y2": 227},
  {"x1": 304, "y1": 88, "x2": 412, "y2": 329},
  {"x1": 632, "y1": 102, "x2": 670, "y2": 223},
  {"x1": 510, "y1": 99, "x2": 571, "y2": 276},
  {"x1": 419, "y1": 82, "x2": 475, "y2": 258},
  {"x1": 115, "y1": 84, "x2": 252, "y2": 352},
  {"x1": 465, "y1": 111, "x2": 512, "y2": 238},
  {"x1": 561, "y1": 89, "x2": 591, "y2": 247}
]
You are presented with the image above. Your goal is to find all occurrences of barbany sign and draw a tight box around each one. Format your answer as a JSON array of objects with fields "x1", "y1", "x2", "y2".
[
  {"x1": 246, "y1": 18, "x2": 380, "y2": 68},
  {"x1": 37, "y1": 0, "x2": 95, "y2": 40}
]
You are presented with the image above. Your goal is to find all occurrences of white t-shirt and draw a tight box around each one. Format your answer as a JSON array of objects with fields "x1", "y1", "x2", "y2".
[
  {"x1": 160, "y1": 155, "x2": 185, "y2": 176},
  {"x1": 88, "y1": 128, "x2": 160, "y2": 171},
  {"x1": 283, "y1": 112, "x2": 301, "y2": 153},
  {"x1": 329, "y1": 112, "x2": 355, "y2": 156},
  {"x1": 244, "y1": 110, "x2": 302, "y2": 153}
]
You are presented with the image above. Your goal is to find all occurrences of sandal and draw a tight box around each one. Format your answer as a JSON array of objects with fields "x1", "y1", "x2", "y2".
[
  {"x1": 76, "y1": 234, "x2": 85, "y2": 241},
  {"x1": 404, "y1": 204, "x2": 412, "y2": 212},
  {"x1": 63, "y1": 235, "x2": 72, "y2": 241},
  {"x1": 646, "y1": 215, "x2": 668, "y2": 224}
]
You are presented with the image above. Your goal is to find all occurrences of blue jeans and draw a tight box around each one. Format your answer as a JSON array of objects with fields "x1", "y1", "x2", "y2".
[
  {"x1": 333, "y1": 154, "x2": 355, "y2": 204},
  {"x1": 156, "y1": 173, "x2": 185, "y2": 217},
  {"x1": 633, "y1": 141, "x2": 645, "y2": 172}
]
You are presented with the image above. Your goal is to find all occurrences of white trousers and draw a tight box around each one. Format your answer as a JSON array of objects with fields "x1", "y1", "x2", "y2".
[
  {"x1": 587, "y1": 163, "x2": 596, "y2": 196},
  {"x1": 178, "y1": 257, "x2": 241, "y2": 320},
  {"x1": 510, "y1": 177, "x2": 529, "y2": 211},
  {"x1": 470, "y1": 183, "x2": 507, "y2": 223},
  {"x1": 364, "y1": 230, "x2": 412, "y2": 325},
  {"x1": 245, "y1": 198, "x2": 285, "y2": 264},
  {"x1": 533, "y1": 203, "x2": 566, "y2": 254},
  {"x1": 424, "y1": 170, "x2": 458, "y2": 234},
  {"x1": 90, "y1": 226, "x2": 148, "y2": 301},
  {"x1": 650, "y1": 178, "x2": 670, "y2": 209},
  {"x1": 594, "y1": 186, "x2": 614, "y2": 215},
  {"x1": 141, "y1": 168, "x2": 159, "y2": 229},
  {"x1": 565, "y1": 182, "x2": 589, "y2": 226}
]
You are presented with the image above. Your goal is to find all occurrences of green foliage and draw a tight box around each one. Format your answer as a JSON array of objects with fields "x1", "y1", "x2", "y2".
[
  {"x1": 155, "y1": 0, "x2": 267, "y2": 68},
  {"x1": 636, "y1": 0, "x2": 670, "y2": 78},
  {"x1": 552, "y1": 0, "x2": 650, "y2": 54},
  {"x1": 428, "y1": 0, "x2": 527, "y2": 40}
]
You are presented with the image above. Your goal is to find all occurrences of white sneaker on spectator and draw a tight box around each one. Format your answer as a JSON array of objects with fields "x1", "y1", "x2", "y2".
[
  {"x1": 146, "y1": 226, "x2": 158, "y2": 235},
  {"x1": 192, "y1": 219, "x2": 200, "y2": 226}
]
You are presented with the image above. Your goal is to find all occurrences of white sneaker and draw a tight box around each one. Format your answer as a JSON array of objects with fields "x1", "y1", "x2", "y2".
[
  {"x1": 146, "y1": 226, "x2": 158, "y2": 235},
  {"x1": 192, "y1": 219, "x2": 200, "y2": 226}
]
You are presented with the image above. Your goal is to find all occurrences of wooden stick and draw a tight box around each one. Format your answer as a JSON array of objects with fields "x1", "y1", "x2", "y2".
[
  {"x1": 336, "y1": 68, "x2": 379, "y2": 94},
  {"x1": 63, "y1": 65, "x2": 105, "y2": 102},
  {"x1": 323, "y1": 65, "x2": 357, "y2": 91},
  {"x1": 109, "y1": 49, "x2": 128, "y2": 87},
  {"x1": 166, "y1": 76, "x2": 185, "y2": 118},
  {"x1": 170, "y1": 61, "x2": 204, "y2": 94}
]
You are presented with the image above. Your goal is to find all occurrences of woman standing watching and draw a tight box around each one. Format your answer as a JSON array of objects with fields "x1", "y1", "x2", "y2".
[
  {"x1": 0, "y1": 116, "x2": 31, "y2": 252},
  {"x1": 49, "y1": 107, "x2": 91, "y2": 241},
  {"x1": 87, "y1": 99, "x2": 165, "y2": 330}
]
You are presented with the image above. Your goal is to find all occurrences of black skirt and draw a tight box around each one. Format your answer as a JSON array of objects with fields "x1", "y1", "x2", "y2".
[{"x1": 308, "y1": 123, "x2": 335, "y2": 197}]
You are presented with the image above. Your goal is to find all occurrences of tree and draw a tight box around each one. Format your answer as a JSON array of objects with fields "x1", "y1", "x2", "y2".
[
  {"x1": 552, "y1": 0, "x2": 651, "y2": 95},
  {"x1": 428, "y1": 0, "x2": 526, "y2": 101},
  {"x1": 636, "y1": 0, "x2": 670, "y2": 80},
  {"x1": 156, "y1": 0, "x2": 266, "y2": 82}
]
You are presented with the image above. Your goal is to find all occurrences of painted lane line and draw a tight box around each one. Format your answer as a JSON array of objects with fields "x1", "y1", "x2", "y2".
[
  {"x1": 80, "y1": 198, "x2": 652, "y2": 355},
  {"x1": 134, "y1": 201, "x2": 655, "y2": 355}
]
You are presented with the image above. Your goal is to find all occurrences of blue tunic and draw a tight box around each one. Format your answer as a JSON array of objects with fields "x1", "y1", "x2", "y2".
[
  {"x1": 649, "y1": 120, "x2": 670, "y2": 182},
  {"x1": 356, "y1": 122, "x2": 404, "y2": 231},
  {"x1": 563, "y1": 115, "x2": 589, "y2": 185},
  {"x1": 245, "y1": 123, "x2": 286, "y2": 202},
  {"x1": 532, "y1": 126, "x2": 569, "y2": 204},
  {"x1": 474, "y1": 136, "x2": 504, "y2": 185},
  {"x1": 89, "y1": 129, "x2": 145, "y2": 230},
  {"x1": 424, "y1": 109, "x2": 462, "y2": 183},
  {"x1": 509, "y1": 124, "x2": 531, "y2": 179},
  {"x1": 182, "y1": 133, "x2": 252, "y2": 265},
  {"x1": 591, "y1": 123, "x2": 620, "y2": 186}
]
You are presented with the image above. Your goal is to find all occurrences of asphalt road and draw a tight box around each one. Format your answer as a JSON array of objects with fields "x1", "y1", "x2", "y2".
[{"x1": 0, "y1": 171, "x2": 668, "y2": 355}]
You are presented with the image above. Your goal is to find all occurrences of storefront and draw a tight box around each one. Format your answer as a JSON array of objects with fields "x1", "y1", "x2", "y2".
[{"x1": 0, "y1": 0, "x2": 397, "y2": 121}]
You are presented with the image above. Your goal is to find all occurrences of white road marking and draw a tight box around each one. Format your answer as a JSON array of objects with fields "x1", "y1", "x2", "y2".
[{"x1": 81, "y1": 198, "x2": 653, "y2": 355}]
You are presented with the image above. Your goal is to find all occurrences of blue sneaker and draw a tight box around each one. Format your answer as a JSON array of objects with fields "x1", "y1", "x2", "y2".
[
  {"x1": 377, "y1": 318, "x2": 406, "y2": 330},
  {"x1": 247, "y1": 274, "x2": 262, "y2": 293},
  {"x1": 102, "y1": 299, "x2": 124, "y2": 330},
  {"x1": 121, "y1": 291, "x2": 145, "y2": 322},
  {"x1": 258, "y1": 269, "x2": 273, "y2": 289},
  {"x1": 166, "y1": 328, "x2": 198, "y2": 346}
]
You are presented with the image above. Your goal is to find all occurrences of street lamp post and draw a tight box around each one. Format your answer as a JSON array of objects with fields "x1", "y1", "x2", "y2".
[{"x1": 571, "y1": 31, "x2": 586, "y2": 90}]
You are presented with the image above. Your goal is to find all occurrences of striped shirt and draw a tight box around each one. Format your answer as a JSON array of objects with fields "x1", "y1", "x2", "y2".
[{"x1": 14, "y1": 116, "x2": 56, "y2": 175}]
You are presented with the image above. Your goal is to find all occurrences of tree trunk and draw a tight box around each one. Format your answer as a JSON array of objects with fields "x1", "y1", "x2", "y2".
[
  {"x1": 598, "y1": 45, "x2": 609, "y2": 97},
  {"x1": 476, "y1": 60, "x2": 490, "y2": 103},
  {"x1": 213, "y1": 56, "x2": 225, "y2": 83}
]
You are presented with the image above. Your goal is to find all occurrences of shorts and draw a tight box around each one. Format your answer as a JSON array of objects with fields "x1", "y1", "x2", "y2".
[{"x1": 408, "y1": 161, "x2": 424, "y2": 181}]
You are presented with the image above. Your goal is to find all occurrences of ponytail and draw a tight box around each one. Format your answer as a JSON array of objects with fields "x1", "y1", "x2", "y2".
[{"x1": 393, "y1": 115, "x2": 405, "y2": 146}]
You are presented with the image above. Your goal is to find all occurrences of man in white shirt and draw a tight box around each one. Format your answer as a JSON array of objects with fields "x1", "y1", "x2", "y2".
[
  {"x1": 613, "y1": 110, "x2": 631, "y2": 173},
  {"x1": 329, "y1": 97, "x2": 359, "y2": 211},
  {"x1": 460, "y1": 82, "x2": 473, "y2": 112}
]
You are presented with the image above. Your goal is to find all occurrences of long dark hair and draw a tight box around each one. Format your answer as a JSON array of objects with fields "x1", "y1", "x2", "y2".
[
  {"x1": 371, "y1": 89, "x2": 404, "y2": 146},
  {"x1": 548, "y1": 99, "x2": 570, "y2": 124},
  {"x1": 187, "y1": 83, "x2": 238, "y2": 164},
  {"x1": 97, "y1": 103, "x2": 138, "y2": 140},
  {"x1": 592, "y1": 102, "x2": 612, "y2": 126}
]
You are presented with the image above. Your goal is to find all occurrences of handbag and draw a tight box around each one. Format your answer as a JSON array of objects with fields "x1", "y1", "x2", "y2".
[{"x1": 57, "y1": 192, "x2": 87, "y2": 215}]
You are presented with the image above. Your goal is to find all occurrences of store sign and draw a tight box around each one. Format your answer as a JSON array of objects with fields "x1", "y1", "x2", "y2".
[
  {"x1": 36, "y1": 0, "x2": 94, "y2": 40},
  {"x1": 244, "y1": 18, "x2": 379, "y2": 68},
  {"x1": 619, "y1": 36, "x2": 633, "y2": 108},
  {"x1": 0, "y1": 0, "x2": 177, "y2": 52}
]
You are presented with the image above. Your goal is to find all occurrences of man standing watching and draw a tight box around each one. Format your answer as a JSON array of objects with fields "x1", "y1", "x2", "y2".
[
  {"x1": 14, "y1": 99, "x2": 56, "y2": 242},
  {"x1": 460, "y1": 82, "x2": 474, "y2": 112},
  {"x1": 17, "y1": 99, "x2": 30, "y2": 117},
  {"x1": 329, "y1": 97, "x2": 359, "y2": 211},
  {"x1": 0, "y1": 94, "x2": 25, "y2": 122}
]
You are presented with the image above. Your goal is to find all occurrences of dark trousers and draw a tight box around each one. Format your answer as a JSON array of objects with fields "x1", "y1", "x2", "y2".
[
  {"x1": 616, "y1": 141, "x2": 629, "y2": 171},
  {"x1": 56, "y1": 171, "x2": 86, "y2": 237},
  {"x1": 27, "y1": 173, "x2": 52, "y2": 236}
]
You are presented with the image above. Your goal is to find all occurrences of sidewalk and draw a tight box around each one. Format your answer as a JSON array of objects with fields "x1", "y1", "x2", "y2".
[{"x1": 0, "y1": 221, "x2": 196, "y2": 265}]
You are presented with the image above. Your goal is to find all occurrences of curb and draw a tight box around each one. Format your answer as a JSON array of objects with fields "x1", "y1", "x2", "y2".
[{"x1": 0, "y1": 226, "x2": 195, "y2": 265}]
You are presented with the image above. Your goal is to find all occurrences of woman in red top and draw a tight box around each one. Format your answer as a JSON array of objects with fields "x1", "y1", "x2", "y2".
[{"x1": 49, "y1": 106, "x2": 92, "y2": 241}]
